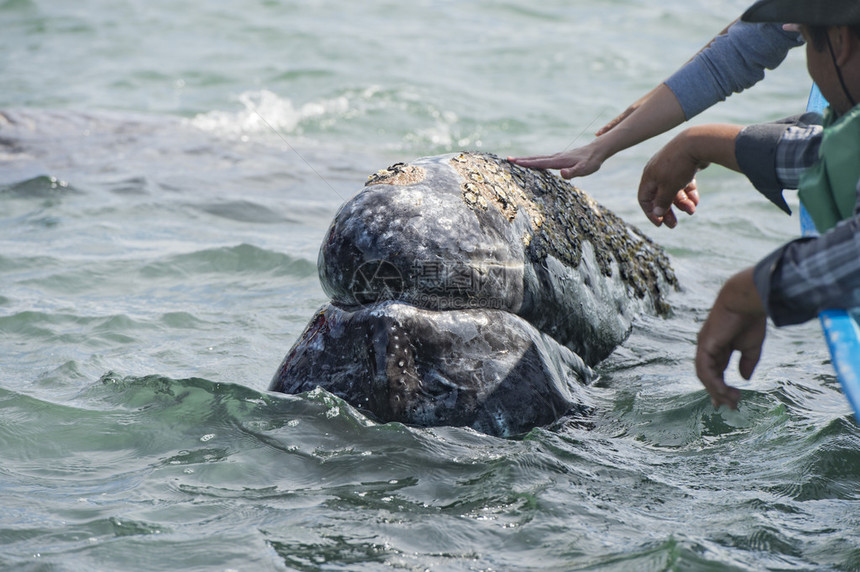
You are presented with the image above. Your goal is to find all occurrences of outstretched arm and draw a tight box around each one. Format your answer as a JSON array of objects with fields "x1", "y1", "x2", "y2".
[
  {"x1": 637, "y1": 123, "x2": 742, "y2": 228},
  {"x1": 590, "y1": 19, "x2": 737, "y2": 138},
  {"x1": 508, "y1": 83, "x2": 685, "y2": 179},
  {"x1": 509, "y1": 20, "x2": 801, "y2": 180}
]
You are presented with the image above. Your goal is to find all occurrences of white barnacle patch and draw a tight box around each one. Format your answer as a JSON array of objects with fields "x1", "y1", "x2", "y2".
[
  {"x1": 450, "y1": 153, "x2": 544, "y2": 227},
  {"x1": 365, "y1": 163, "x2": 426, "y2": 187},
  {"x1": 463, "y1": 184, "x2": 486, "y2": 210}
]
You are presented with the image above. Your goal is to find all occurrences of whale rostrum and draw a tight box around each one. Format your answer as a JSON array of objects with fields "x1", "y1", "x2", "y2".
[{"x1": 271, "y1": 152, "x2": 678, "y2": 436}]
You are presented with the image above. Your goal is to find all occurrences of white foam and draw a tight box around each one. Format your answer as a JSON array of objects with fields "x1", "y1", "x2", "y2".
[{"x1": 187, "y1": 89, "x2": 349, "y2": 138}]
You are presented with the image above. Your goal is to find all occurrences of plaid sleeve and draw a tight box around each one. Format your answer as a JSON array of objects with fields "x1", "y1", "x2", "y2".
[
  {"x1": 735, "y1": 113, "x2": 823, "y2": 214},
  {"x1": 775, "y1": 121, "x2": 823, "y2": 188},
  {"x1": 753, "y1": 182, "x2": 860, "y2": 326}
]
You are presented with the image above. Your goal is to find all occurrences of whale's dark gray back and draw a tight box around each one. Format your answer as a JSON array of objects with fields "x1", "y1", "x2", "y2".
[{"x1": 318, "y1": 152, "x2": 676, "y2": 364}]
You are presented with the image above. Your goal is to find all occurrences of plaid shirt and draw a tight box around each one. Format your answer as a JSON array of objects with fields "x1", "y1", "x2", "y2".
[{"x1": 738, "y1": 114, "x2": 860, "y2": 326}]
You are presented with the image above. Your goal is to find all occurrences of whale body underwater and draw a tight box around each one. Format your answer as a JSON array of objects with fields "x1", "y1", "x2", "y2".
[{"x1": 270, "y1": 152, "x2": 678, "y2": 436}]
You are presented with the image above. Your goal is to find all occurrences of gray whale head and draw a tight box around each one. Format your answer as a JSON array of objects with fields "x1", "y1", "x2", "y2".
[{"x1": 271, "y1": 152, "x2": 678, "y2": 436}]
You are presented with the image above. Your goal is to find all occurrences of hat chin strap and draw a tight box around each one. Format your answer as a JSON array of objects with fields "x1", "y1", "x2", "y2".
[{"x1": 826, "y1": 33, "x2": 858, "y2": 109}]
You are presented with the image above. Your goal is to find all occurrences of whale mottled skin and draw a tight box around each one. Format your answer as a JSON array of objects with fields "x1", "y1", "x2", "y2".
[
  {"x1": 271, "y1": 302, "x2": 594, "y2": 437},
  {"x1": 271, "y1": 152, "x2": 678, "y2": 436}
]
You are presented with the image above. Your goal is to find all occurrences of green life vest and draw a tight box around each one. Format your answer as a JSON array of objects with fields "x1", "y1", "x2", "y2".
[{"x1": 798, "y1": 104, "x2": 860, "y2": 233}]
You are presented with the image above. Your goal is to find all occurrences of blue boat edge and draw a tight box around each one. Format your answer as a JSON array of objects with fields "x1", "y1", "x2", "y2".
[{"x1": 804, "y1": 84, "x2": 860, "y2": 418}]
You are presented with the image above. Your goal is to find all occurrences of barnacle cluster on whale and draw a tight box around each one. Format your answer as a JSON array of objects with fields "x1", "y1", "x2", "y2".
[{"x1": 448, "y1": 152, "x2": 676, "y2": 312}]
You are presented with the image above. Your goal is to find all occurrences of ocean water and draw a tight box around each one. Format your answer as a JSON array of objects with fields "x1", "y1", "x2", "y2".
[{"x1": 2, "y1": 0, "x2": 859, "y2": 570}]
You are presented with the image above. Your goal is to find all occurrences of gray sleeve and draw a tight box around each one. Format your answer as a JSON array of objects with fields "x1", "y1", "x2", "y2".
[
  {"x1": 664, "y1": 21, "x2": 804, "y2": 120},
  {"x1": 753, "y1": 188, "x2": 860, "y2": 326},
  {"x1": 735, "y1": 113, "x2": 823, "y2": 214}
]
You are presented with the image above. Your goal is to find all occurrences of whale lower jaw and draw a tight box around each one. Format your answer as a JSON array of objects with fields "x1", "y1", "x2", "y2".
[{"x1": 271, "y1": 301, "x2": 594, "y2": 438}]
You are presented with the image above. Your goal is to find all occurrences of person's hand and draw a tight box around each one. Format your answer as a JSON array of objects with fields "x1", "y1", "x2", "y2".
[
  {"x1": 638, "y1": 124, "x2": 743, "y2": 227},
  {"x1": 637, "y1": 131, "x2": 704, "y2": 228},
  {"x1": 508, "y1": 140, "x2": 609, "y2": 179},
  {"x1": 508, "y1": 86, "x2": 664, "y2": 179},
  {"x1": 695, "y1": 268, "x2": 767, "y2": 409},
  {"x1": 509, "y1": 84, "x2": 688, "y2": 181}
]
